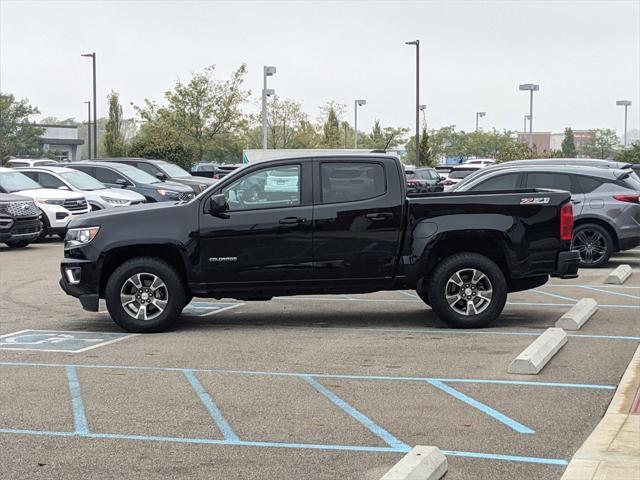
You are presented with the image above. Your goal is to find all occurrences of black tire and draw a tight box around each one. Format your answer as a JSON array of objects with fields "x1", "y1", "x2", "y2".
[
  {"x1": 573, "y1": 223, "x2": 613, "y2": 268},
  {"x1": 37, "y1": 215, "x2": 50, "y2": 241},
  {"x1": 105, "y1": 257, "x2": 186, "y2": 333},
  {"x1": 426, "y1": 253, "x2": 507, "y2": 328},
  {"x1": 5, "y1": 239, "x2": 32, "y2": 248}
]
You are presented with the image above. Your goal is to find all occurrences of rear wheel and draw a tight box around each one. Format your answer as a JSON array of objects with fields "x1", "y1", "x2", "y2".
[
  {"x1": 105, "y1": 257, "x2": 186, "y2": 333},
  {"x1": 427, "y1": 253, "x2": 507, "y2": 328},
  {"x1": 572, "y1": 223, "x2": 613, "y2": 268}
]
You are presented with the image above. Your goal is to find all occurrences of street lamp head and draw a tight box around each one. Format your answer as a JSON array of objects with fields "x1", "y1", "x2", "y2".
[
  {"x1": 477, "y1": 111, "x2": 486, "y2": 118},
  {"x1": 616, "y1": 100, "x2": 632, "y2": 106},
  {"x1": 80, "y1": 52, "x2": 95, "y2": 58},
  {"x1": 525, "y1": 115, "x2": 531, "y2": 120},
  {"x1": 264, "y1": 66, "x2": 276, "y2": 76},
  {"x1": 405, "y1": 40, "x2": 419, "y2": 46},
  {"x1": 356, "y1": 99, "x2": 366, "y2": 107},
  {"x1": 83, "y1": 101, "x2": 90, "y2": 105},
  {"x1": 264, "y1": 88, "x2": 275, "y2": 97},
  {"x1": 419, "y1": 105, "x2": 427, "y2": 111},
  {"x1": 519, "y1": 83, "x2": 540, "y2": 91}
]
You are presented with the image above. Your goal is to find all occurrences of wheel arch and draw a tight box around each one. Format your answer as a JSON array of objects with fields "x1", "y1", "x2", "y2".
[
  {"x1": 99, "y1": 244, "x2": 189, "y2": 295},
  {"x1": 574, "y1": 217, "x2": 619, "y2": 251}
]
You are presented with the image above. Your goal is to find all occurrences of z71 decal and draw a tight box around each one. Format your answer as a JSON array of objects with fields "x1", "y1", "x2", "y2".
[{"x1": 520, "y1": 197, "x2": 550, "y2": 204}]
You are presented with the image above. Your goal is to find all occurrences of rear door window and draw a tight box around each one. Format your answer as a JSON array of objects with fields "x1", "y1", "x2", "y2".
[
  {"x1": 575, "y1": 176, "x2": 603, "y2": 193},
  {"x1": 320, "y1": 162, "x2": 386, "y2": 203},
  {"x1": 136, "y1": 162, "x2": 160, "y2": 176},
  {"x1": 524, "y1": 172, "x2": 573, "y2": 192}
]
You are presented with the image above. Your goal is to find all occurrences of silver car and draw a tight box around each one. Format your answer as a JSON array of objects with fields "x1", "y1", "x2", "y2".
[
  {"x1": 454, "y1": 165, "x2": 640, "y2": 267},
  {"x1": 17, "y1": 166, "x2": 146, "y2": 210}
]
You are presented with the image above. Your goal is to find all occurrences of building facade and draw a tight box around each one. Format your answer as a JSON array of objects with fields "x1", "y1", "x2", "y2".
[{"x1": 37, "y1": 124, "x2": 84, "y2": 161}]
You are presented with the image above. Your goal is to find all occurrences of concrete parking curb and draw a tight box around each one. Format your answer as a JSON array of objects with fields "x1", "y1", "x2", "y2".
[
  {"x1": 555, "y1": 298, "x2": 598, "y2": 330},
  {"x1": 605, "y1": 265, "x2": 632, "y2": 285},
  {"x1": 380, "y1": 446, "x2": 448, "y2": 480},
  {"x1": 508, "y1": 328, "x2": 567, "y2": 375},
  {"x1": 561, "y1": 345, "x2": 640, "y2": 479}
]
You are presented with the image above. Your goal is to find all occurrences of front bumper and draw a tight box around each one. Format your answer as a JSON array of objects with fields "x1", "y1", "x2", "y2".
[
  {"x1": 553, "y1": 250, "x2": 580, "y2": 279},
  {"x1": 59, "y1": 255, "x2": 101, "y2": 311}
]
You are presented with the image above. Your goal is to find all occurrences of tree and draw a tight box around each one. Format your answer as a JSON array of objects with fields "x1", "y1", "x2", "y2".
[
  {"x1": 561, "y1": 128, "x2": 577, "y2": 158},
  {"x1": 104, "y1": 91, "x2": 126, "y2": 156},
  {"x1": 615, "y1": 141, "x2": 640, "y2": 163},
  {"x1": 134, "y1": 64, "x2": 250, "y2": 165},
  {"x1": 321, "y1": 104, "x2": 342, "y2": 148},
  {"x1": 580, "y1": 129, "x2": 620, "y2": 159},
  {"x1": 0, "y1": 93, "x2": 45, "y2": 163}
]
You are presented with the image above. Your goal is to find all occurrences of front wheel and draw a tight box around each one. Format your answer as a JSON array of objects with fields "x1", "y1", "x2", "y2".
[
  {"x1": 105, "y1": 257, "x2": 186, "y2": 333},
  {"x1": 426, "y1": 253, "x2": 507, "y2": 328}
]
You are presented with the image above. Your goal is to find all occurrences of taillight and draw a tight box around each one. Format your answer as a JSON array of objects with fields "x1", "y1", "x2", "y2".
[
  {"x1": 407, "y1": 180, "x2": 419, "y2": 186},
  {"x1": 613, "y1": 194, "x2": 640, "y2": 204},
  {"x1": 443, "y1": 179, "x2": 454, "y2": 186},
  {"x1": 560, "y1": 203, "x2": 573, "y2": 241},
  {"x1": 213, "y1": 174, "x2": 221, "y2": 179}
]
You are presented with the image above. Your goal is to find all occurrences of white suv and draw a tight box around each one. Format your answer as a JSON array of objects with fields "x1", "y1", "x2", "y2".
[{"x1": 0, "y1": 167, "x2": 90, "y2": 238}]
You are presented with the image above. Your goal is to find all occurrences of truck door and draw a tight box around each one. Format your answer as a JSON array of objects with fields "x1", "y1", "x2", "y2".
[
  {"x1": 199, "y1": 161, "x2": 314, "y2": 284},
  {"x1": 312, "y1": 158, "x2": 403, "y2": 281}
]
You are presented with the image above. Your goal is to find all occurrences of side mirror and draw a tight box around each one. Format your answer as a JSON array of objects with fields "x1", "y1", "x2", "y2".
[
  {"x1": 115, "y1": 178, "x2": 128, "y2": 188},
  {"x1": 208, "y1": 194, "x2": 229, "y2": 216},
  {"x1": 156, "y1": 172, "x2": 167, "y2": 181}
]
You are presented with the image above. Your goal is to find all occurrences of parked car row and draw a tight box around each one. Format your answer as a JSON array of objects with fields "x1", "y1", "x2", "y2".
[
  {"x1": 1, "y1": 157, "x2": 219, "y2": 247},
  {"x1": 191, "y1": 162, "x2": 242, "y2": 179}
]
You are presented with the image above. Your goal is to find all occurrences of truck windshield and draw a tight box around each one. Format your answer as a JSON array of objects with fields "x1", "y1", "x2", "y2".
[{"x1": 0, "y1": 170, "x2": 42, "y2": 192}]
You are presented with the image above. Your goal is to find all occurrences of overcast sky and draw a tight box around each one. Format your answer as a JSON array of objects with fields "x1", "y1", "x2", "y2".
[{"x1": 1, "y1": 0, "x2": 639, "y2": 136}]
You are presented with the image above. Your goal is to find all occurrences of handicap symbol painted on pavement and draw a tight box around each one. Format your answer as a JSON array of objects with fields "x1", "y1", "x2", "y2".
[
  {"x1": 181, "y1": 302, "x2": 242, "y2": 317},
  {"x1": 0, "y1": 330, "x2": 137, "y2": 353}
]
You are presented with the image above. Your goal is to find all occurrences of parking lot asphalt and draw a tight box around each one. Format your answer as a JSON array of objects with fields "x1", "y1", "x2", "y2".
[{"x1": 1, "y1": 240, "x2": 638, "y2": 480}]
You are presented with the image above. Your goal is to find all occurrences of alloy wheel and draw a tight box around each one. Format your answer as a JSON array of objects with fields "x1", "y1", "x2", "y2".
[
  {"x1": 573, "y1": 229, "x2": 607, "y2": 265},
  {"x1": 445, "y1": 268, "x2": 493, "y2": 316},
  {"x1": 120, "y1": 272, "x2": 169, "y2": 321}
]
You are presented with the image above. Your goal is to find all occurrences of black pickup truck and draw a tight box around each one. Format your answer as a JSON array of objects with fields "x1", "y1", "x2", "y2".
[{"x1": 60, "y1": 154, "x2": 579, "y2": 332}]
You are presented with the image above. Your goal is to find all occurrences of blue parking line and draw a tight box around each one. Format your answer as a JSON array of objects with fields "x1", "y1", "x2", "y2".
[
  {"x1": 426, "y1": 380, "x2": 535, "y2": 434},
  {"x1": 65, "y1": 366, "x2": 89, "y2": 435},
  {"x1": 301, "y1": 375, "x2": 409, "y2": 450},
  {"x1": 441, "y1": 449, "x2": 568, "y2": 466},
  {"x1": 578, "y1": 285, "x2": 640, "y2": 301},
  {"x1": 0, "y1": 428, "x2": 570, "y2": 465},
  {"x1": 397, "y1": 290, "x2": 419, "y2": 299},
  {"x1": 0, "y1": 361, "x2": 617, "y2": 390},
  {"x1": 531, "y1": 289, "x2": 578, "y2": 303},
  {"x1": 182, "y1": 369, "x2": 239, "y2": 442}
]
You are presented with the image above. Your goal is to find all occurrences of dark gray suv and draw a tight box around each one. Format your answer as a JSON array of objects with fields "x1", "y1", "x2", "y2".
[{"x1": 454, "y1": 165, "x2": 640, "y2": 267}]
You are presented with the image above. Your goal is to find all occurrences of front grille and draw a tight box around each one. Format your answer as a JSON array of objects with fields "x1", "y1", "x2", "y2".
[
  {"x1": 0, "y1": 200, "x2": 40, "y2": 217},
  {"x1": 12, "y1": 218, "x2": 41, "y2": 235},
  {"x1": 179, "y1": 192, "x2": 195, "y2": 202},
  {"x1": 63, "y1": 198, "x2": 89, "y2": 213}
]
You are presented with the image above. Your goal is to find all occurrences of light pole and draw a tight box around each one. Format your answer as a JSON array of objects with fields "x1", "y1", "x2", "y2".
[
  {"x1": 262, "y1": 65, "x2": 276, "y2": 150},
  {"x1": 81, "y1": 53, "x2": 97, "y2": 158},
  {"x1": 84, "y1": 101, "x2": 91, "y2": 159},
  {"x1": 519, "y1": 83, "x2": 539, "y2": 149},
  {"x1": 405, "y1": 40, "x2": 420, "y2": 165},
  {"x1": 419, "y1": 105, "x2": 427, "y2": 129},
  {"x1": 475, "y1": 111, "x2": 486, "y2": 132},
  {"x1": 616, "y1": 100, "x2": 632, "y2": 147},
  {"x1": 354, "y1": 99, "x2": 366, "y2": 148}
]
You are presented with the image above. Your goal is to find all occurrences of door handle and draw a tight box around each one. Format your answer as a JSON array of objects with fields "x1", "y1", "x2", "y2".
[
  {"x1": 278, "y1": 217, "x2": 307, "y2": 225},
  {"x1": 571, "y1": 200, "x2": 582, "y2": 205},
  {"x1": 365, "y1": 212, "x2": 393, "y2": 221}
]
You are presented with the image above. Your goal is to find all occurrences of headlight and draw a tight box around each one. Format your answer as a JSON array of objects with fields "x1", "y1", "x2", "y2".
[
  {"x1": 100, "y1": 196, "x2": 130, "y2": 205},
  {"x1": 64, "y1": 226, "x2": 100, "y2": 249},
  {"x1": 36, "y1": 198, "x2": 65, "y2": 205},
  {"x1": 156, "y1": 189, "x2": 180, "y2": 199}
]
